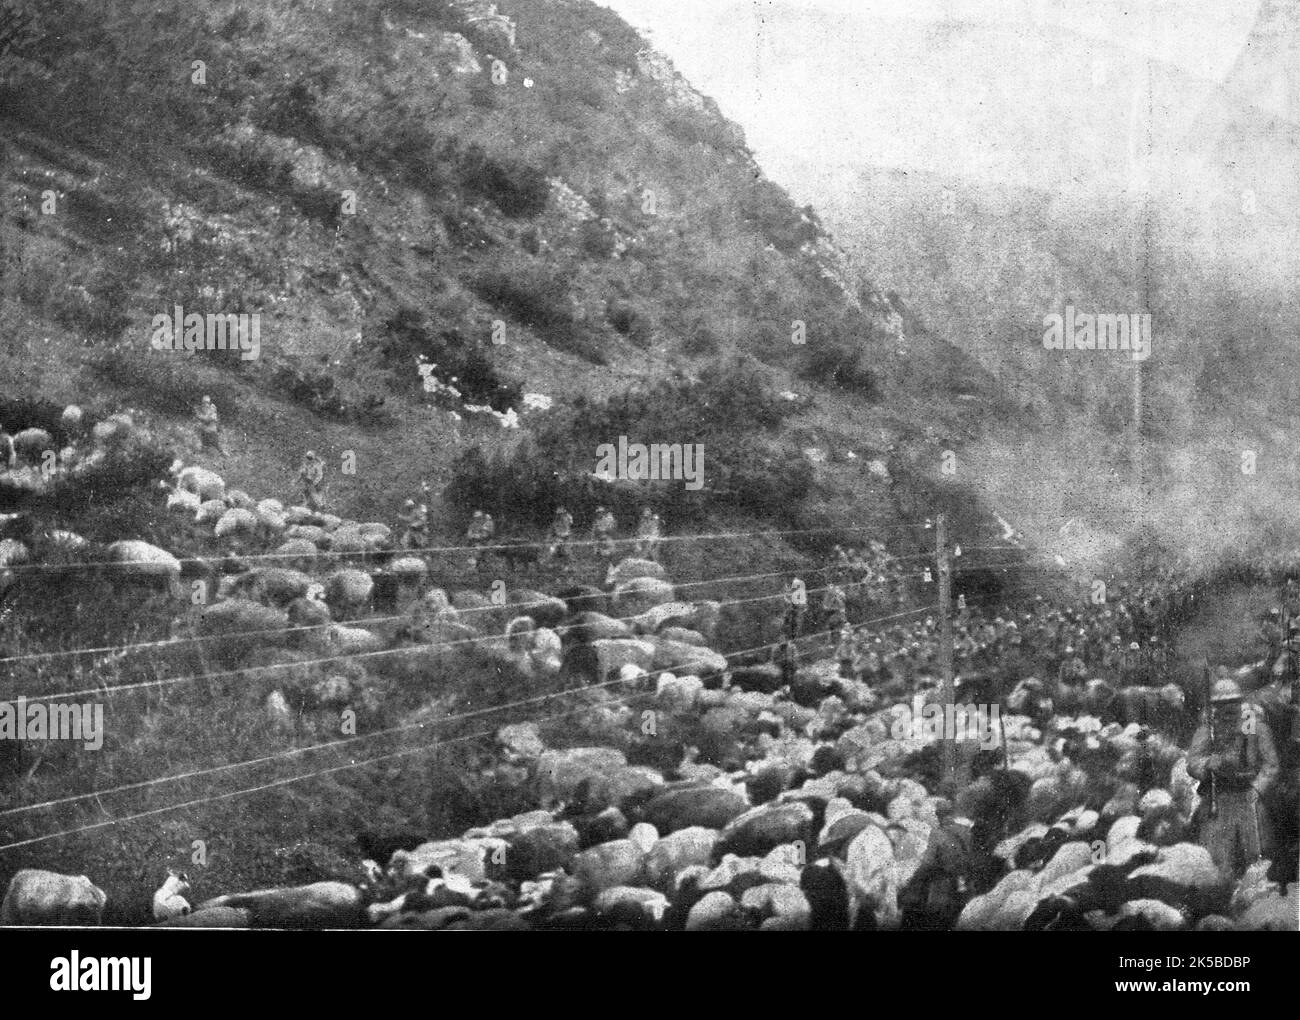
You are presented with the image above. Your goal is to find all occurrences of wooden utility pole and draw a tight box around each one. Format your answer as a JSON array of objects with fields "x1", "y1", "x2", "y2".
[
  {"x1": 937, "y1": 513, "x2": 955, "y2": 792},
  {"x1": 1132, "y1": 356, "x2": 1143, "y2": 484}
]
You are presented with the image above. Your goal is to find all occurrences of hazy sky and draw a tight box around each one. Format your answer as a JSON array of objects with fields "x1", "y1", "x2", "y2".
[
  {"x1": 600, "y1": 0, "x2": 1271, "y2": 192},
  {"x1": 605, "y1": 0, "x2": 1262, "y2": 82}
]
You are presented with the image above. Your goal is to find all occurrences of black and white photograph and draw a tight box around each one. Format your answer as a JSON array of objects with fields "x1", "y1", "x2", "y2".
[{"x1": 0, "y1": 0, "x2": 1295, "y2": 968}]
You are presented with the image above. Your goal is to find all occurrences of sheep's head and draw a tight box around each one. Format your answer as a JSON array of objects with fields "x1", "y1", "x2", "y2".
[{"x1": 168, "y1": 457, "x2": 184, "y2": 477}]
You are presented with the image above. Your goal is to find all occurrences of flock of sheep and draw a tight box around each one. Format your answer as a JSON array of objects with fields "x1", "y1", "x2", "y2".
[{"x1": 1, "y1": 425, "x2": 1296, "y2": 929}]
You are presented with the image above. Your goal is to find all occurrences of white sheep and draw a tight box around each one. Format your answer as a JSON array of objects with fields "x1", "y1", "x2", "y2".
[
  {"x1": 1, "y1": 869, "x2": 107, "y2": 925},
  {"x1": 324, "y1": 624, "x2": 385, "y2": 656},
  {"x1": 506, "y1": 615, "x2": 537, "y2": 653},
  {"x1": 324, "y1": 568, "x2": 374, "y2": 619},
  {"x1": 12, "y1": 427, "x2": 54, "y2": 465},
  {"x1": 105, "y1": 540, "x2": 183, "y2": 597},
  {"x1": 169, "y1": 458, "x2": 226, "y2": 502},
  {"x1": 90, "y1": 411, "x2": 134, "y2": 450},
  {"x1": 0, "y1": 537, "x2": 29, "y2": 567},
  {"x1": 265, "y1": 690, "x2": 295, "y2": 734},
  {"x1": 152, "y1": 870, "x2": 192, "y2": 921},
  {"x1": 161, "y1": 480, "x2": 202, "y2": 514},
  {"x1": 214, "y1": 507, "x2": 259, "y2": 539},
  {"x1": 195, "y1": 499, "x2": 226, "y2": 526},
  {"x1": 256, "y1": 508, "x2": 288, "y2": 538},
  {"x1": 60, "y1": 404, "x2": 83, "y2": 434},
  {"x1": 224, "y1": 488, "x2": 257, "y2": 510}
]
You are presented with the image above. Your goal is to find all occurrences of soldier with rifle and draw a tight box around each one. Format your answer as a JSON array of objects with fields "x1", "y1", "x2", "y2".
[{"x1": 1187, "y1": 668, "x2": 1279, "y2": 876}]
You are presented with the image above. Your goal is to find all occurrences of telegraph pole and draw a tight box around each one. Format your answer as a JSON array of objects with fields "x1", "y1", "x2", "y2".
[{"x1": 937, "y1": 513, "x2": 955, "y2": 791}]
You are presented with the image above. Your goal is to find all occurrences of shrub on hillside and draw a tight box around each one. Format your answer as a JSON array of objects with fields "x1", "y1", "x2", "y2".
[
  {"x1": 738, "y1": 178, "x2": 819, "y2": 254},
  {"x1": 259, "y1": 80, "x2": 328, "y2": 147},
  {"x1": 579, "y1": 220, "x2": 618, "y2": 259},
  {"x1": 379, "y1": 306, "x2": 520, "y2": 410},
  {"x1": 803, "y1": 340, "x2": 882, "y2": 401},
  {"x1": 457, "y1": 144, "x2": 550, "y2": 219},
  {"x1": 680, "y1": 322, "x2": 721, "y2": 357},
  {"x1": 446, "y1": 354, "x2": 805, "y2": 530},
  {"x1": 41, "y1": 429, "x2": 174, "y2": 520},
  {"x1": 270, "y1": 360, "x2": 350, "y2": 419},
  {"x1": 203, "y1": 133, "x2": 294, "y2": 191},
  {"x1": 472, "y1": 264, "x2": 572, "y2": 328},
  {"x1": 662, "y1": 109, "x2": 742, "y2": 153},
  {"x1": 606, "y1": 301, "x2": 653, "y2": 347},
  {"x1": 88, "y1": 347, "x2": 242, "y2": 419},
  {"x1": 381, "y1": 307, "x2": 522, "y2": 413},
  {"x1": 470, "y1": 262, "x2": 607, "y2": 364}
]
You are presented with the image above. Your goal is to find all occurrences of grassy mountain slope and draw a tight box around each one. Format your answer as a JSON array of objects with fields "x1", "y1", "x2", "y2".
[{"x1": 0, "y1": 0, "x2": 1009, "y2": 912}]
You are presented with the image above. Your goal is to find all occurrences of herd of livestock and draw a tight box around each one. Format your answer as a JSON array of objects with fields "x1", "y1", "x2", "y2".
[{"x1": 0, "y1": 409, "x2": 1297, "y2": 929}]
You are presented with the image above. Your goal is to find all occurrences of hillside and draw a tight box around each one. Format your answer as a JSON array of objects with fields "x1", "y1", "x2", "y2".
[
  {"x1": 0, "y1": 0, "x2": 1000, "y2": 537},
  {"x1": 0, "y1": 0, "x2": 1295, "y2": 935},
  {"x1": 0, "y1": 0, "x2": 1012, "y2": 914}
]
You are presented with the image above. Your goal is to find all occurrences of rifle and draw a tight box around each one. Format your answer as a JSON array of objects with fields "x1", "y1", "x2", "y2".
[
  {"x1": 1289, "y1": 620, "x2": 1300, "y2": 745},
  {"x1": 1276, "y1": 593, "x2": 1300, "y2": 744},
  {"x1": 1203, "y1": 659, "x2": 1217, "y2": 819}
]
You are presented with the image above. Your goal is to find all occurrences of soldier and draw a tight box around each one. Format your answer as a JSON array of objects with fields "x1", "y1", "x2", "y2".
[
  {"x1": 592, "y1": 505, "x2": 617, "y2": 563},
  {"x1": 635, "y1": 506, "x2": 661, "y2": 561},
  {"x1": 466, "y1": 509, "x2": 494, "y2": 568},
  {"x1": 822, "y1": 583, "x2": 848, "y2": 634},
  {"x1": 398, "y1": 499, "x2": 428, "y2": 550},
  {"x1": 773, "y1": 638, "x2": 801, "y2": 691},
  {"x1": 835, "y1": 623, "x2": 857, "y2": 679},
  {"x1": 195, "y1": 394, "x2": 223, "y2": 455},
  {"x1": 1058, "y1": 649, "x2": 1089, "y2": 688},
  {"x1": 1260, "y1": 608, "x2": 1285, "y2": 667},
  {"x1": 1187, "y1": 675, "x2": 1279, "y2": 876},
  {"x1": 899, "y1": 802, "x2": 976, "y2": 930},
  {"x1": 298, "y1": 450, "x2": 324, "y2": 511},
  {"x1": 783, "y1": 578, "x2": 807, "y2": 640},
  {"x1": 1270, "y1": 620, "x2": 1300, "y2": 685},
  {"x1": 549, "y1": 506, "x2": 574, "y2": 564}
]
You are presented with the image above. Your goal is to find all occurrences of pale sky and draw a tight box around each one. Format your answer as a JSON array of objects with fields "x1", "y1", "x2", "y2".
[
  {"x1": 600, "y1": 0, "x2": 1271, "y2": 192},
  {"x1": 605, "y1": 0, "x2": 1261, "y2": 82}
]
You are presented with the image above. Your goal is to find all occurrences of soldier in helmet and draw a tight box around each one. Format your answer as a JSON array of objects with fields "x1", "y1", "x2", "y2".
[
  {"x1": 834, "y1": 623, "x2": 857, "y2": 680},
  {"x1": 783, "y1": 578, "x2": 807, "y2": 641},
  {"x1": 592, "y1": 505, "x2": 617, "y2": 564},
  {"x1": 1187, "y1": 674, "x2": 1279, "y2": 876},
  {"x1": 195, "y1": 394, "x2": 223, "y2": 455},
  {"x1": 398, "y1": 499, "x2": 428, "y2": 550},
  {"x1": 635, "y1": 506, "x2": 661, "y2": 561},
  {"x1": 298, "y1": 450, "x2": 324, "y2": 511},
  {"x1": 822, "y1": 583, "x2": 848, "y2": 635},
  {"x1": 549, "y1": 506, "x2": 574, "y2": 564},
  {"x1": 466, "y1": 509, "x2": 494, "y2": 568}
]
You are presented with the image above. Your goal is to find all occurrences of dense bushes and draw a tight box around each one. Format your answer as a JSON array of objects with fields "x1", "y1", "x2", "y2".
[
  {"x1": 380, "y1": 306, "x2": 522, "y2": 413},
  {"x1": 445, "y1": 355, "x2": 810, "y2": 529},
  {"x1": 456, "y1": 144, "x2": 550, "y2": 219},
  {"x1": 10, "y1": 252, "x2": 134, "y2": 342},
  {"x1": 738, "y1": 178, "x2": 820, "y2": 254},
  {"x1": 797, "y1": 313, "x2": 884, "y2": 401},
  {"x1": 472, "y1": 262, "x2": 574, "y2": 331},
  {"x1": 803, "y1": 340, "x2": 882, "y2": 400},
  {"x1": 662, "y1": 109, "x2": 743, "y2": 153},
  {"x1": 470, "y1": 262, "x2": 607, "y2": 364},
  {"x1": 606, "y1": 300, "x2": 654, "y2": 347}
]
